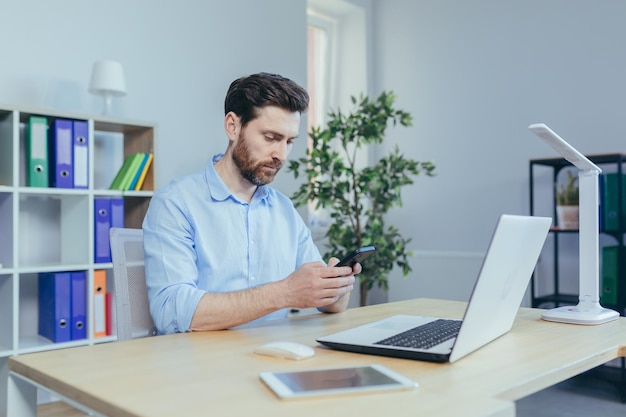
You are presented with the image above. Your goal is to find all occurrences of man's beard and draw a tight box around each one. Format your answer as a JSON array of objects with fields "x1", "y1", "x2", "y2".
[{"x1": 232, "y1": 132, "x2": 284, "y2": 186}]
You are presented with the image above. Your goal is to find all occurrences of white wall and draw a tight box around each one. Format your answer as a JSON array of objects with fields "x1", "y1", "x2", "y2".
[
  {"x1": 0, "y1": 0, "x2": 307, "y2": 196},
  {"x1": 371, "y1": 0, "x2": 626, "y2": 302}
]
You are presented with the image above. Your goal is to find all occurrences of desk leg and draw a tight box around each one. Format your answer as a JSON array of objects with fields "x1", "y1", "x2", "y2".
[
  {"x1": 7, "y1": 372, "x2": 37, "y2": 417},
  {"x1": 621, "y1": 357, "x2": 626, "y2": 403}
]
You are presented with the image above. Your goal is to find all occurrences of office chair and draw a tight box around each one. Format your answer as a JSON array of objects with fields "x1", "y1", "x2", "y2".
[{"x1": 110, "y1": 227, "x2": 157, "y2": 340}]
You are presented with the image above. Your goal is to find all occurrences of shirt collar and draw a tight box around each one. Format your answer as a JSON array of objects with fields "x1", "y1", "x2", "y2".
[{"x1": 205, "y1": 153, "x2": 270, "y2": 204}]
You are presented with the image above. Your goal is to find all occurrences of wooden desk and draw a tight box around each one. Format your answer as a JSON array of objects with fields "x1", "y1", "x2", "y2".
[{"x1": 8, "y1": 299, "x2": 626, "y2": 417}]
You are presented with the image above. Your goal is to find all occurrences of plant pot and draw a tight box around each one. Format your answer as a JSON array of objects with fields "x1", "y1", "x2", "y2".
[{"x1": 556, "y1": 205, "x2": 579, "y2": 229}]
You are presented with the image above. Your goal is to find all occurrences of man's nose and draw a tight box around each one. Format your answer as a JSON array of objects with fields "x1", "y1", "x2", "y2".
[{"x1": 272, "y1": 141, "x2": 288, "y2": 162}]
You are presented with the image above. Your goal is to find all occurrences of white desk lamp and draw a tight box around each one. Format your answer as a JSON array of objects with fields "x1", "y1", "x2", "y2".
[
  {"x1": 89, "y1": 60, "x2": 127, "y2": 115},
  {"x1": 529, "y1": 123, "x2": 619, "y2": 325}
]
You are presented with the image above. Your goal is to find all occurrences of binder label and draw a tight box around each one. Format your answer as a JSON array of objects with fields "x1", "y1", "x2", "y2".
[
  {"x1": 94, "y1": 292, "x2": 106, "y2": 334},
  {"x1": 31, "y1": 123, "x2": 47, "y2": 159},
  {"x1": 74, "y1": 143, "x2": 88, "y2": 186}
]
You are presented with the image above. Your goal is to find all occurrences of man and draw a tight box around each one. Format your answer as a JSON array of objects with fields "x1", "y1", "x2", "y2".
[{"x1": 143, "y1": 72, "x2": 359, "y2": 334}]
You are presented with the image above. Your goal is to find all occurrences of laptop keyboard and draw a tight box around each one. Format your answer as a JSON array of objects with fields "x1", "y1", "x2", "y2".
[{"x1": 375, "y1": 319, "x2": 462, "y2": 350}]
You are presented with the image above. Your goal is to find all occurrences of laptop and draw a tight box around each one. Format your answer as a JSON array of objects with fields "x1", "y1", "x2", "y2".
[{"x1": 317, "y1": 214, "x2": 552, "y2": 363}]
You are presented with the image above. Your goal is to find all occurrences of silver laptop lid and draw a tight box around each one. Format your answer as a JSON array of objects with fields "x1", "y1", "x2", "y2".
[{"x1": 449, "y1": 214, "x2": 551, "y2": 362}]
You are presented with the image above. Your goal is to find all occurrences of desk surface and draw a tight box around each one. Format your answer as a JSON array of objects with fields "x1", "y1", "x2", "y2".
[{"x1": 9, "y1": 299, "x2": 626, "y2": 417}]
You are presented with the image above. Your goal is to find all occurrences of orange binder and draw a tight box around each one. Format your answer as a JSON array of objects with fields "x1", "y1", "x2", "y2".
[{"x1": 93, "y1": 270, "x2": 107, "y2": 338}]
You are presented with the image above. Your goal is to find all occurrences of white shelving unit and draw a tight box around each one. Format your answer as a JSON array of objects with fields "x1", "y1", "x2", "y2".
[{"x1": 0, "y1": 105, "x2": 156, "y2": 415}]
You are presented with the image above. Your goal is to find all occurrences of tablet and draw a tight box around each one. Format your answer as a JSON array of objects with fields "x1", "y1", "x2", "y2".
[{"x1": 259, "y1": 364, "x2": 418, "y2": 399}]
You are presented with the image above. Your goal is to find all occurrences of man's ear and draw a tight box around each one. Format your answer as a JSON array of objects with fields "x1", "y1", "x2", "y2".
[{"x1": 224, "y1": 112, "x2": 241, "y2": 142}]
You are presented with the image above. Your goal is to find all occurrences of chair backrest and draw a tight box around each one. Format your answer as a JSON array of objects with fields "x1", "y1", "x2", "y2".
[{"x1": 110, "y1": 227, "x2": 157, "y2": 341}]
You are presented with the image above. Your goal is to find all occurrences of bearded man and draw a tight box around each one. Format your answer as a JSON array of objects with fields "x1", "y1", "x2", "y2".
[{"x1": 143, "y1": 73, "x2": 359, "y2": 334}]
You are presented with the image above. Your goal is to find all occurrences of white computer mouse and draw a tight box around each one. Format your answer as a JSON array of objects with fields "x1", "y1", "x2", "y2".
[{"x1": 254, "y1": 341, "x2": 315, "y2": 360}]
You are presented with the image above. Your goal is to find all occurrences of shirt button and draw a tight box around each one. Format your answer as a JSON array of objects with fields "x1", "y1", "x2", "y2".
[{"x1": 250, "y1": 276, "x2": 256, "y2": 281}]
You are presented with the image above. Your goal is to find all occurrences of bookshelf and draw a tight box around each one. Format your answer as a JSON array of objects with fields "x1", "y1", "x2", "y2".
[
  {"x1": 529, "y1": 154, "x2": 626, "y2": 314},
  {"x1": 0, "y1": 104, "x2": 156, "y2": 414},
  {"x1": 530, "y1": 154, "x2": 626, "y2": 402}
]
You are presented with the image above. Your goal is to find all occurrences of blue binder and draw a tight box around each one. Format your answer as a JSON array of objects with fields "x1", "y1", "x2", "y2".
[
  {"x1": 94, "y1": 198, "x2": 111, "y2": 263},
  {"x1": 49, "y1": 119, "x2": 74, "y2": 188},
  {"x1": 110, "y1": 197, "x2": 125, "y2": 229},
  {"x1": 38, "y1": 272, "x2": 72, "y2": 343},
  {"x1": 72, "y1": 120, "x2": 89, "y2": 189},
  {"x1": 70, "y1": 271, "x2": 87, "y2": 340}
]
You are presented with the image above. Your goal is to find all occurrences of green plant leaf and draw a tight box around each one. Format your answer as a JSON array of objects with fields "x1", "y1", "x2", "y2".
[{"x1": 289, "y1": 91, "x2": 436, "y2": 305}]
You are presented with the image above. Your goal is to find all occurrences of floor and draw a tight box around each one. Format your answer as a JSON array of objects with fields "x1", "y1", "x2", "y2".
[
  {"x1": 516, "y1": 364, "x2": 626, "y2": 416},
  {"x1": 37, "y1": 402, "x2": 87, "y2": 417}
]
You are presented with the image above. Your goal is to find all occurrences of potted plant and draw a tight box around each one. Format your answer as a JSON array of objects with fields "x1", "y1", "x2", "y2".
[
  {"x1": 555, "y1": 170, "x2": 579, "y2": 229},
  {"x1": 289, "y1": 91, "x2": 435, "y2": 306}
]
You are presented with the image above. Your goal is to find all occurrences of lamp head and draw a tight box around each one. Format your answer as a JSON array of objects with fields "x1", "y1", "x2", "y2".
[
  {"x1": 89, "y1": 60, "x2": 127, "y2": 114},
  {"x1": 528, "y1": 123, "x2": 600, "y2": 172}
]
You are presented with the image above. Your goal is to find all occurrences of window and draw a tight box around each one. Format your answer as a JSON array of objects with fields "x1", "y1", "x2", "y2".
[
  {"x1": 306, "y1": 10, "x2": 336, "y2": 228},
  {"x1": 307, "y1": 0, "x2": 369, "y2": 132},
  {"x1": 307, "y1": 10, "x2": 335, "y2": 134},
  {"x1": 306, "y1": 1, "x2": 368, "y2": 230}
]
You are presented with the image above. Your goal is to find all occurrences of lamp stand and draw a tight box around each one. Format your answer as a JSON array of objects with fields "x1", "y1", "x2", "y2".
[
  {"x1": 541, "y1": 170, "x2": 619, "y2": 324},
  {"x1": 101, "y1": 93, "x2": 113, "y2": 116}
]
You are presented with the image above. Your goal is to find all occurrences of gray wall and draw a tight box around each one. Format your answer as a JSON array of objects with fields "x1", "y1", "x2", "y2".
[
  {"x1": 0, "y1": 0, "x2": 307, "y2": 196},
  {"x1": 371, "y1": 0, "x2": 626, "y2": 301},
  {"x1": 2, "y1": 0, "x2": 623, "y2": 303}
]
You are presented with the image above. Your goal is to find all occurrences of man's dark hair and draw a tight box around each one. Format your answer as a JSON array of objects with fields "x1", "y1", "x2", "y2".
[{"x1": 224, "y1": 72, "x2": 309, "y2": 127}]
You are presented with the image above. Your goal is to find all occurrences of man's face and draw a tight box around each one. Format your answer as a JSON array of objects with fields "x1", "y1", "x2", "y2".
[{"x1": 231, "y1": 106, "x2": 301, "y2": 186}]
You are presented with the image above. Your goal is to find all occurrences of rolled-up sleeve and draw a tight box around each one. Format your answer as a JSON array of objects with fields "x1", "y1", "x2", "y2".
[{"x1": 143, "y1": 189, "x2": 206, "y2": 334}]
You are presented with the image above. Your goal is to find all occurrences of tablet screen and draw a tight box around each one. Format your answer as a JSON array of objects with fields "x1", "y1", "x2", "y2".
[{"x1": 260, "y1": 364, "x2": 417, "y2": 399}]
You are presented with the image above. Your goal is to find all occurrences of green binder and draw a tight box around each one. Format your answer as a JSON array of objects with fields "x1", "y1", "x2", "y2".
[
  {"x1": 26, "y1": 116, "x2": 49, "y2": 187},
  {"x1": 601, "y1": 246, "x2": 619, "y2": 306},
  {"x1": 602, "y1": 173, "x2": 626, "y2": 231}
]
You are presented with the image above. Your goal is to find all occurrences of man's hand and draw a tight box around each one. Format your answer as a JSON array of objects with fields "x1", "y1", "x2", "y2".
[
  {"x1": 190, "y1": 258, "x2": 359, "y2": 331},
  {"x1": 281, "y1": 258, "x2": 359, "y2": 312}
]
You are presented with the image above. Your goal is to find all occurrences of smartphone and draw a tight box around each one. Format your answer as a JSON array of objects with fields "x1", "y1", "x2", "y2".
[{"x1": 336, "y1": 246, "x2": 376, "y2": 267}]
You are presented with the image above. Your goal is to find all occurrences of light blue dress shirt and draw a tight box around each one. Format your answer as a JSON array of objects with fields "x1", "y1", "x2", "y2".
[{"x1": 143, "y1": 154, "x2": 322, "y2": 334}]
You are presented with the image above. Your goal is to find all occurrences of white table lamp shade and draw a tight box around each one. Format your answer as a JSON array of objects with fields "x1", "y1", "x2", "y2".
[
  {"x1": 89, "y1": 60, "x2": 126, "y2": 95},
  {"x1": 89, "y1": 60, "x2": 127, "y2": 114}
]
